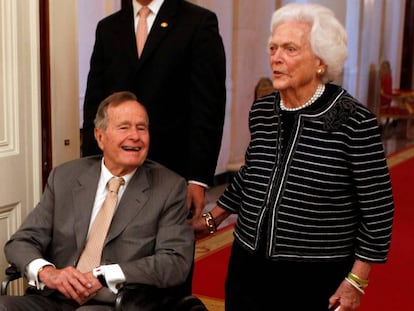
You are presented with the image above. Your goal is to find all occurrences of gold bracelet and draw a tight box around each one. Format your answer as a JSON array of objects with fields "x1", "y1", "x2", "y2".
[
  {"x1": 345, "y1": 277, "x2": 365, "y2": 295},
  {"x1": 348, "y1": 272, "x2": 369, "y2": 288},
  {"x1": 202, "y1": 211, "x2": 217, "y2": 234}
]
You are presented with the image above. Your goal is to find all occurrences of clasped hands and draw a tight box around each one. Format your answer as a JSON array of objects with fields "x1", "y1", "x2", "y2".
[{"x1": 38, "y1": 265, "x2": 102, "y2": 305}]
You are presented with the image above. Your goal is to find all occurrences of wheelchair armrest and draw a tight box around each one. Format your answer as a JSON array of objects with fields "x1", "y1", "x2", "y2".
[
  {"x1": 114, "y1": 283, "x2": 181, "y2": 311},
  {"x1": 174, "y1": 295, "x2": 208, "y2": 311},
  {"x1": 114, "y1": 283, "x2": 207, "y2": 311},
  {"x1": 1, "y1": 265, "x2": 22, "y2": 296},
  {"x1": 114, "y1": 283, "x2": 135, "y2": 311}
]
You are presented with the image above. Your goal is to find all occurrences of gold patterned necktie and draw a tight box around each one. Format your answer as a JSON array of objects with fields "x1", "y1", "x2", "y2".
[
  {"x1": 136, "y1": 6, "x2": 150, "y2": 57},
  {"x1": 77, "y1": 177, "x2": 125, "y2": 273}
]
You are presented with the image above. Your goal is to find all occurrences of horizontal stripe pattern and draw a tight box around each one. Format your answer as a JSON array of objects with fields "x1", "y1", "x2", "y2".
[{"x1": 218, "y1": 85, "x2": 394, "y2": 262}]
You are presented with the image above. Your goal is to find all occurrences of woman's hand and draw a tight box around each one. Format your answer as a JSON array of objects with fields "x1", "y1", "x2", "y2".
[{"x1": 329, "y1": 279, "x2": 363, "y2": 311}]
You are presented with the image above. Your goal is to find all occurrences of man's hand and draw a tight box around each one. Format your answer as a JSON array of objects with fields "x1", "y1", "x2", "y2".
[
  {"x1": 38, "y1": 266, "x2": 102, "y2": 305},
  {"x1": 186, "y1": 183, "x2": 206, "y2": 221}
]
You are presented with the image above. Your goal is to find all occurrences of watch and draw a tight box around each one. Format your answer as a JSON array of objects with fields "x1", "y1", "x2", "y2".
[{"x1": 92, "y1": 266, "x2": 108, "y2": 287}]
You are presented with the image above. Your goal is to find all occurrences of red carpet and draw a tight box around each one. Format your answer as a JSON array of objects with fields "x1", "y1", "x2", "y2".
[
  {"x1": 360, "y1": 149, "x2": 414, "y2": 310},
  {"x1": 193, "y1": 145, "x2": 414, "y2": 310},
  {"x1": 193, "y1": 246, "x2": 230, "y2": 299},
  {"x1": 193, "y1": 224, "x2": 233, "y2": 302}
]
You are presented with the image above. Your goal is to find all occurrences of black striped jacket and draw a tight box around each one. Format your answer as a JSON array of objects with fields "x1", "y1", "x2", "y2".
[{"x1": 218, "y1": 84, "x2": 394, "y2": 263}]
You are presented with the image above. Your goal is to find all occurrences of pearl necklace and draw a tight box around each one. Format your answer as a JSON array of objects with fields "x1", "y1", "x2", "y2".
[{"x1": 279, "y1": 84, "x2": 325, "y2": 111}]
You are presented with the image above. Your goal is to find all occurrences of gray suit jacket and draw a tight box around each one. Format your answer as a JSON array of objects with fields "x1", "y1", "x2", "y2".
[{"x1": 5, "y1": 156, "x2": 194, "y2": 288}]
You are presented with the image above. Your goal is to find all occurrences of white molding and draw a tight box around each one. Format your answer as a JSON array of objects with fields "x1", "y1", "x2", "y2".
[{"x1": 0, "y1": 1, "x2": 18, "y2": 155}]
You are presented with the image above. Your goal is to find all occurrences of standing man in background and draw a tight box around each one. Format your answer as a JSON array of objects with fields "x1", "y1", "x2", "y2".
[{"x1": 82, "y1": 0, "x2": 226, "y2": 221}]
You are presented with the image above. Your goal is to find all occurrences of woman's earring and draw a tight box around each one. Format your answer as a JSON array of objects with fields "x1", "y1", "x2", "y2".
[{"x1": 317, "y1": 68, "x2": 324, "y2": 75}]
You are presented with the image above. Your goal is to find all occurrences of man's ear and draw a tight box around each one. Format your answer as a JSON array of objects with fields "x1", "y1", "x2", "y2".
[{"x1": 94, "y1": 128, "x2": 104, "y2": 150}]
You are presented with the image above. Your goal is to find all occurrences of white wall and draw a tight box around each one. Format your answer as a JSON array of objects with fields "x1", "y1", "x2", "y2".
[
  {"x1": 49, "y1": 1, "x2": 81, "y2": 166},
  {"x1": 225, "y1": 0, "x2": 276, "y2": 171}
]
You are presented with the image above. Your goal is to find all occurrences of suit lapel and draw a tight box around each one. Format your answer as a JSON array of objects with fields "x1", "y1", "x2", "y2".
[
  {"x1": 73, "y1": 162, "x2": 101, "y2": 251},
  {"x1": 71, "y1": 161, "x2": 151, "y2": 249},
  {"x1": 106, "y1": 166, "x2": 150, "y2": 243},
  {"x1": 116, "y1": 4, "x2": 141, "y2": 67}
]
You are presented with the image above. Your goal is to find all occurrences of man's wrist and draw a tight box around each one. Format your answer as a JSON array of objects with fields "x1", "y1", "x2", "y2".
[
  {"x1": 93, "y1": 266, "x2": 108, "y2": 287},
  {"x1": 37, "y1": 265, "x2": 53, "y2": 283},
  {"x1": 37, "y1": 264, "x2": 52, "y2": 275},
  {"x1": 188, "y1": 180, "x2": 208, "y2": 189}
]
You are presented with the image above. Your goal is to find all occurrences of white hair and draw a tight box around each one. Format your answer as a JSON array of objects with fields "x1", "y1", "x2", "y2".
[{"x1": 270, "y1": 3, "x2": 348, "y2": 83}]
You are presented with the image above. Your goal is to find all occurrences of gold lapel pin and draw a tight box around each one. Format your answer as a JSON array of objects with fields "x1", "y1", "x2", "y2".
[{"x1": 160, "y1": 22, "x2": 168, "y2": 28}]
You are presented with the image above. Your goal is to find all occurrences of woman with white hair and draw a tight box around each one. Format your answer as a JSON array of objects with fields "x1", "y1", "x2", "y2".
[{"x1": 193, "y1": 3, "x2": 394, "y2": 310}]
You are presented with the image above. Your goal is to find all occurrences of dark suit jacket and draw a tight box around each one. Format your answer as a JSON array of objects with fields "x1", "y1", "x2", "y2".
[
  {"x1": 82, "y1": 0, "x2": 226, "y2": 186},
  {"x1": 4, "y1": 156, "x2": 194, "y2": 291}
]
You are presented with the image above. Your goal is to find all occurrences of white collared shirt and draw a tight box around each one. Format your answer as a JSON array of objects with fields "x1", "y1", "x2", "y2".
[
  {"x1": 87, "y1": 159, "x2": 135, "y2": 234},
  {"x1": 133, "y1": 0, "x2": 164, "y2": 34}
]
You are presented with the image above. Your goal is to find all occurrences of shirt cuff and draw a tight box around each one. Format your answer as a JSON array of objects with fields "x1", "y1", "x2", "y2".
[
  {"x1": 188, "y1": 180, "x2": 208, "y2": 189},
  {"x1": 26, "y1": 259, "x2": 55, "y2": 290},
  {"x1": 97, "y1": 264, "x2": 126, "y2": 294}
]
